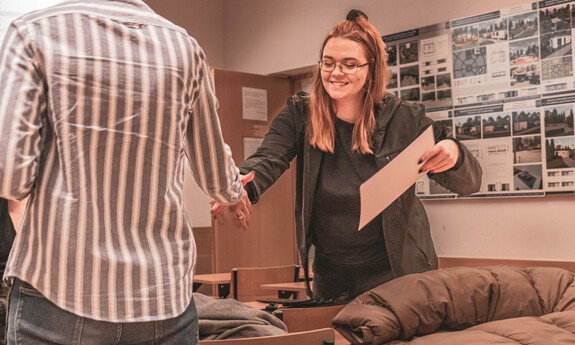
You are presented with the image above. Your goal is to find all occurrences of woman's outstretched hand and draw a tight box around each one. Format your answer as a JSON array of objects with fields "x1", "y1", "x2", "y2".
[{"x1": 210, "y1": 171, "x2": 255, "y2": 231}]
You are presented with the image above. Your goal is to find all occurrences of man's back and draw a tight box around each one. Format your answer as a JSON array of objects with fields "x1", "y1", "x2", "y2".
[{"x1": 0, "y1": 0, "x2": 242, "y2": 323}]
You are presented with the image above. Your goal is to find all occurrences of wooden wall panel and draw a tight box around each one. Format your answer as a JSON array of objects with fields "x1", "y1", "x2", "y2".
[
  {"x1": 193, "y1": 226, "x2": 215, "y2": 295},
  {"x1": 212, "y1": 69, "x2": 298, "y2": 273}
]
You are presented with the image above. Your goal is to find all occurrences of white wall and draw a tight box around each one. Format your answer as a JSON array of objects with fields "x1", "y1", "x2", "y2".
[{"x1": 220, "y1": 0, "x2": 575, "y2": 261}]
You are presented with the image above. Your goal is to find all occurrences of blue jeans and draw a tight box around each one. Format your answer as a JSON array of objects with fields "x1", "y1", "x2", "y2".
[{"x1": 6, "y1": 279, "x2": 198, "y2": 345}]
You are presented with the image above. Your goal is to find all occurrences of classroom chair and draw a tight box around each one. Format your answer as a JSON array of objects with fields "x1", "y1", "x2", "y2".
[
  {"x1": 198, "y1": 328, "x2": 335, "y2": 345},
  {"x1": 231, "y1": 264, "x2": 300, "y2": 302},
  {"x1": 273, "y1": 304, "x2": 346, "y2": 333}
]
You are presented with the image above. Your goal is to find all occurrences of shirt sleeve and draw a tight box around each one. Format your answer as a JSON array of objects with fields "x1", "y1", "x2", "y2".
[
  {"x1": 184, "y1": 50, "x2": 242, "y2": 205},
  {"x1": 0, "y1": 21, "x2": 46, "y2": 200}
]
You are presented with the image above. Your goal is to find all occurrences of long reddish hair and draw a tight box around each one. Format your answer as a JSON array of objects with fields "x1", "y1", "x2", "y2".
[{"x1": 308, "y1": 14, "x2": 388, "y2": 154}]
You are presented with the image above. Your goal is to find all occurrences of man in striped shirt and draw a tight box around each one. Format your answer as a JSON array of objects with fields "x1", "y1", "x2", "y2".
[{"x1": 0, "y1": 0, "x2": 250, "y2": 343}]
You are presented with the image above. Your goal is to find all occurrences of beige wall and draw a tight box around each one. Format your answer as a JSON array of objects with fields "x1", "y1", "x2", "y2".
[
  {"x1": 221, "y1": 0, "x2": 531, "y2": 75},
  {"x1": 145, "y1": 0, "x2": 225, "y2": 67}
]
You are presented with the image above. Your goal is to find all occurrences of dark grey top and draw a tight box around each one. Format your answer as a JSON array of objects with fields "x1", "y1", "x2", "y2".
[{"x1": 311, "y1": 117, "x2": 387, "y2": 267}]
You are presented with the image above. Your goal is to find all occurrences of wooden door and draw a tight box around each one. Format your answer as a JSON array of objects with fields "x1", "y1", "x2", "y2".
[{"x1": 211, "y1": 69, "x2": 298, "y2": 272}]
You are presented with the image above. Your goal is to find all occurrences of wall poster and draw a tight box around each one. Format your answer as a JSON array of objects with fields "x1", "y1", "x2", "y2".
[{"x1": 384, "y1": 0, "x2": 575, "y2": 199}]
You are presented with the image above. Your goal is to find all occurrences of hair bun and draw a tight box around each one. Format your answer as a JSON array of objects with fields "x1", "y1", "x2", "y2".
[{"x1": 346, "y1": 9, "x2": 368, "y2": 21}]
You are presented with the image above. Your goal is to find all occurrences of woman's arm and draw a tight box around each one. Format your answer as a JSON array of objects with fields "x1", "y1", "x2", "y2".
[{"x1": 239, "y1": 97, "x2": 303, "y2": 203}]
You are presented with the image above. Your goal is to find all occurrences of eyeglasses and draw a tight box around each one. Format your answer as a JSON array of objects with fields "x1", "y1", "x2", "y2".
[{"x1": 318, "y1": 60, "x2": 371, "y2": 74}]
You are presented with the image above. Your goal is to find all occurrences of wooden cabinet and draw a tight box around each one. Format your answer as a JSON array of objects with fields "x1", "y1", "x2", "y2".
[{"x1": 203, "y1": 69, "x2": 299, "y2": 274}]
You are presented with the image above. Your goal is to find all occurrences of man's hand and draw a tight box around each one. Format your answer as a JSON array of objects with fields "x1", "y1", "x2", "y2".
[{"x1": 419, "y1": 139, "x2": 460, "y2": 174}]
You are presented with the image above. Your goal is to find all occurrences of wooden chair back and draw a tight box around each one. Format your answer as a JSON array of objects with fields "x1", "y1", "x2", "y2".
[
  {"x1": 231, "y1": 264, "x2": 300, "y2": 302},
  {"x1": 273, "y1": 305, "x2": 345, "y2": 333},
  {"x1": 198, "y1": 328, "x2": 335, "y2": 345}
]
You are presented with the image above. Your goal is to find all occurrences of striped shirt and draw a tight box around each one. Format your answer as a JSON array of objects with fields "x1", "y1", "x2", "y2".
[{"x1": 0, "y1": 0, "x2": 242, "y2": 322}]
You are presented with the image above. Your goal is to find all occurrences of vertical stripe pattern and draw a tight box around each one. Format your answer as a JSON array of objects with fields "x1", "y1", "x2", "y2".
[{"x1": 0, "y1": 0, "x2": 242, "y2": 322}]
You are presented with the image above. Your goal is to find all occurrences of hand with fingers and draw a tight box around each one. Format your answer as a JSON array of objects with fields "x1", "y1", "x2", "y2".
[
  {"x1": 211, "y1": 171, "x2": 255, "y2": 231},
  {"x1": 418, "y1": 139, "x2": 460, "y2": 174}
]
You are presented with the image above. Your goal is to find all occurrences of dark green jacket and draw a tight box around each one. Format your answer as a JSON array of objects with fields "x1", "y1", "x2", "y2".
[{"x1": 240, "y1": 92, "x2": 482, "y2": 284}]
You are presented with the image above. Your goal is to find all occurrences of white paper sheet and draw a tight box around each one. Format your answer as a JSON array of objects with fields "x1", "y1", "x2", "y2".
[
  {"x1": 358, "y1": 126, "x2": 435, "y2": 230},
  {"x1": 243, "y1": 137, "x2": 263, "y2": 161},
  {"x1": 242, "y1": 87, "x2": 267, "y2": 121}
]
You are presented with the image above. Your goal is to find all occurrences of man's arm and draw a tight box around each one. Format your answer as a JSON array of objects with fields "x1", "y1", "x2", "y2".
[
  {"x1": 183, "y1": 48, "x2": 243, "y2": 206},
  {"x1": 0, "y1": 21, "x2": 45, "y2": 200}
]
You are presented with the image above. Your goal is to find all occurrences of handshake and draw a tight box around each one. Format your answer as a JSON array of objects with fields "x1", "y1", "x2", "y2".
[{"x1": 210, "y1": 171, "x2": 255, "y2": 231}]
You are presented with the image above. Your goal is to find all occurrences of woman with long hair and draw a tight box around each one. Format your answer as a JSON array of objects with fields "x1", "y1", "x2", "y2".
[{"x1": 215, "y1": 10, "x2": 482, "y2": 302}]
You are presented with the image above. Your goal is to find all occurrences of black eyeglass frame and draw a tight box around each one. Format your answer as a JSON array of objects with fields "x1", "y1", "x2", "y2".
[{"x1": 317, "y1": 60, "x2": 372, "y2": 74}]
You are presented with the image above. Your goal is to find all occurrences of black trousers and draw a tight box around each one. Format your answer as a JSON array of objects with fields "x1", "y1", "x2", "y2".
[
  {"x1": 0, "y1": 198, "x2": 15, "y2": 277},
  {"x1": 0, "y1": 198, "x2": 15, "y2": 345},
  {"x1": 312, "y1": 249, "x2": 394, "y2": 302}
]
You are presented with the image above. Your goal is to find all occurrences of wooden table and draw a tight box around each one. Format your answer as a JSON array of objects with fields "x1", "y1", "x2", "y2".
[
  {"x1": 193, "y1": 272, "x2": 231, "y2": 298},
  {"x1": 260, "y1": 281, "x2": 309, "y2": 300}
]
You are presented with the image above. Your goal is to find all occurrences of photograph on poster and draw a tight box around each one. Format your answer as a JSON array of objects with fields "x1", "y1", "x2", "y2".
[
  {"x1": 400, "y1": 65, "x2": 419, "y2": 87},
  {"x1": 508, "y1": 11, "x2": 538, "y2": 41},
  {"x1": 478, "y1": 18, "x2": 508, "y2": 45},
  {"x1": 422, "y1": 91, "x2": 436, "y2": 102},
  {"x1": 437, "y1": 89, "x2": 452, "y2": 101},
  {"x1": 455, "y1": 115, "x2": 482, "y2": 140},
  {"x1": 510, "y1": 63, "x2": 541, "y2": 87},
  {"x1": 546, "y1": 136, "x2": 575, "y2": 169},
  {"x1": 421, "y1": 76, "x2": 435, "y2": 91},
  {"x1": 540, "y1": 30, "x2": 572, "y2": 59},
  {"x1": 452, "y1": 25, "x2": 479, "y2": 51},
  {"x1": 544, "y1": 105, "x2": 574, "y2": 137},
  {"x1": 539, "y1": 4, "x2": 571, "y2": 34},
  {"x1": 483, "y1": 113, "x2": 511, "y2": 138},
  {"x1": 512, "y1": 109, "x2": 541, "y2": 136},
  {"x1": 386, "y1": 44, "x2": 397, "y2": 66},
  {"x1": 509, "y1": 37, "x2": 539, "y2": 65},
  {"x1": 400, "y1": 87, "x2": 420, "y2": 102},
  {"x1": 399, "y1": 41, "x2": 419, "y2": 64},
  {"x1": 513, "y1": 164, "x2": 543, "y2": 190},
  {"x1": 436, "y1": 73, "x2": 451, "y2": 88},
  {"x1": 513, "y1": 135, "x2": 542, "y2": 164},
  {"x1": 436, "y1": 119, "x2": 454, "y2": 137},
  {"x1": 388, "y1": 69, "x2": 398, "y2": 89}
]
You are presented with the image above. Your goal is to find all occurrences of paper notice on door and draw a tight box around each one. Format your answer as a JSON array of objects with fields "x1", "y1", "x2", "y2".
[
  {"x1": 242, "y1": 87, "x2": 268, "y2": 121},
  {"x1": 358, "y1": 126, "x2": 435, "y2": 230}
]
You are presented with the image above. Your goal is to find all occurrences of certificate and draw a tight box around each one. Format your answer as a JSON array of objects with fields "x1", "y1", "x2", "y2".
[{"x1": 358, "y1": 126, "x2": 434, "y2": 230}]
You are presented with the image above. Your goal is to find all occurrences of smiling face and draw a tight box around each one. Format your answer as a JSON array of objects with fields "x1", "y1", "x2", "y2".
[{"x1": 321, "y1": 37, "x2": 370, "y2": 111}]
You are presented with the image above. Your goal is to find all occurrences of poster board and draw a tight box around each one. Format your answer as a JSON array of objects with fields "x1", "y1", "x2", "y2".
[{"x1": 384, "y1": 0, "x2": 575, "y2": 198}]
